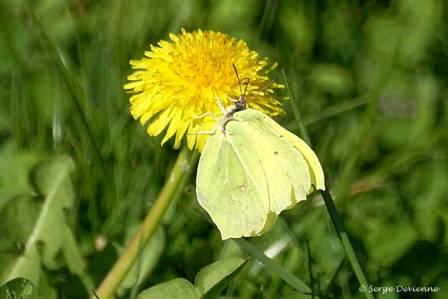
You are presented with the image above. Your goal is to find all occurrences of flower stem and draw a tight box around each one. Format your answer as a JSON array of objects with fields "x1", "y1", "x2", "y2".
[{"x1": 92, "y1": 147, "x2": 192, "y2": 299}]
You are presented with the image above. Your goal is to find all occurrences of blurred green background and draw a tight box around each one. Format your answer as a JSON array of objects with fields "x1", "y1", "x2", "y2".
[{"x1": 0, "y1": 0, "x2": 447, "y2": 298}]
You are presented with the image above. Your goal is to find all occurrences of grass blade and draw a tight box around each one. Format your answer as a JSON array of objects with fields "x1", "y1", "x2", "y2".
[
  {"x1": 234, "y1": 239, "x2": 312, "y2": 295},
  {"x1": 281, "y1": 69, "x2": 311, "y2": 145},
  {"x1": 335, "y1": 41, "x2": 399, "y2": 200},
  {"x1": 286, "y1": 95, "x2": 370, "y2": 131},
  {"x1": 282, "y1": 71, "x2": 374, "y2": 299},
  {"x1": 320, "y1": 189, "x2": 373, "y2": 299},
  {"x1": 305, "y1": 240, "x2": 315, "y2": 299},
  {"x1": 29, "y1": 10, "x2": 112, "y2": 198}
]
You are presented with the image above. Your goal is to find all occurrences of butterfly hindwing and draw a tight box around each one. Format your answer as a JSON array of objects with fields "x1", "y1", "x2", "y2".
[
  {"x1": 230, "y1": 109, "x2": 311, "y2": 214},
  {"x1": 255, "y1": 111, "x2": 325, "y2": 191}
]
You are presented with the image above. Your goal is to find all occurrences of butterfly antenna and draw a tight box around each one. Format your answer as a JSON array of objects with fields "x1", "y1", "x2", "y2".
[
  {"x1": 232, "y1": 64, "x2": 250, "y2": 112},
  {"x1": 242, "y1": 78, "x2": 249, "y2": 98},
  {"x1": 232, "y1": 63, "x2": 244, "y2": 97}
]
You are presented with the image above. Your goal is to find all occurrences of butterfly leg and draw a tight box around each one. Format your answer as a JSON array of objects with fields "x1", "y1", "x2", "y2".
[
  {"x1": 215, "y1": 96, "x2": 227, "y2": 114},
  {"x1": 194, "y1": 111, "x2": 218, "y2": 121},
  {"x1": 190, "y1": 108, "x2": 219, "y2": 135},
  {"x1": 227, "y1": 96, "x2": 238, "y2": 103}
]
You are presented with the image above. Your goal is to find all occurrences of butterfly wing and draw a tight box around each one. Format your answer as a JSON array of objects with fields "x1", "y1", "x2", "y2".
[
  {"x1": 196, "y1": 128, "x2": 270, "y2": 240},
  {"x1": 196, "y1": 109, "x2": 325, "y2": 239},
  {"x1": 231, "y1": 109, "x2": 312, "y2": 233},
  {"x1": 236, "y1": 109, "x2": 325, "y2": 192}
]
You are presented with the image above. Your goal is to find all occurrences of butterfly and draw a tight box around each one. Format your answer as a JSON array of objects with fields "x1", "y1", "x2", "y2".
[{"x1": 195, "y1": 65, "x2": 325, "y2": 240}]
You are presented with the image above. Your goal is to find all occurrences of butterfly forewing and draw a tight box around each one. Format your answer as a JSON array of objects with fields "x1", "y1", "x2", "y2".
[{"x1": 196, "y1": 128, "x2": 270, "y2": 239}]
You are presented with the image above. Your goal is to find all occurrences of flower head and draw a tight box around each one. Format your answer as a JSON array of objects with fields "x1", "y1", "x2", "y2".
[{"x1": 124, "y1": 29, "x2": 284, "y2": 150}]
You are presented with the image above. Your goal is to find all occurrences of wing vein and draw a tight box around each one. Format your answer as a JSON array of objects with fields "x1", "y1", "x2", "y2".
[{"x1": 227, "y1": 134, "x2": 270, "y2": 209}]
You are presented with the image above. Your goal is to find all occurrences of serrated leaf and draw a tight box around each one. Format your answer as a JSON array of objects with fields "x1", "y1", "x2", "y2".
[
  {"x1": 136, "y1": 278, "x2": 200, "y2": 299},
  {"x1": 0, "y1": 142, "x2": 40, "y2": 209},
  {"x1": 0, "y1": 156, "x2": 85, "y2": 285},
  {"x1": 195, "y1": 257, "x2": 246, "y2": 297},
  {"x1": 0, "y1": 278, "x2": 38, "y2": 299}
]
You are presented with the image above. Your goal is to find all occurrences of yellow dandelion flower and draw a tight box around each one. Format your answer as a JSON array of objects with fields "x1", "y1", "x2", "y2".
[{"x1": 124, "y1": 29, "x2": 284, "y2": 150}]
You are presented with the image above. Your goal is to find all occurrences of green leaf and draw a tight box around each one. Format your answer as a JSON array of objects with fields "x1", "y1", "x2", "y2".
[
  {"x1": 118, "y1": 227, "x2": 166, "y2": 296},
  {"x1": 136, "y1": 257, "x2": 246, "y2": 299},
  {"x1": 0, "y1": 278, "x2": 38, "y2": 299},
  {"x1": 0, "y1": 156, "x2": 85, "y2": 285},
  {"x1": 0, "y1": 142, "x2": 40, "y2": 209},
  {"x1": 195, "y1": 257, "x2": 246, "y2": 298},
  {"x1": 136, "y1": 278, "x2": 200, "y2": 299}
]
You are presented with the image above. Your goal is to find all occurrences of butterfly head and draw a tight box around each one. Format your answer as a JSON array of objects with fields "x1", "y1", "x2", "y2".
[{"x1": 234, "y1": 95, "x2": 247, "y2": 112}]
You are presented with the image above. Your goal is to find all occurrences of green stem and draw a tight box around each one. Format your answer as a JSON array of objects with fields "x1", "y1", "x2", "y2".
[
  {"x1": 92, "y1": 148, "x2": 192, "y2": 299},
  {"x1": 320, "y1": 189, "x2": 373, "y2": 299},
  {"x1": 281, "y1": 71, "x2": 373, "y2": 298}
]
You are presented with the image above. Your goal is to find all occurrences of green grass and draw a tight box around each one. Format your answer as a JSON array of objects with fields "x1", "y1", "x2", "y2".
[{"x1": 1, "y1": 0, "x2": 448, "y2": 298}]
